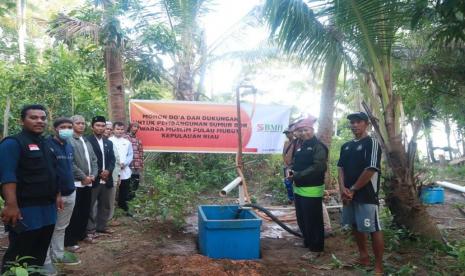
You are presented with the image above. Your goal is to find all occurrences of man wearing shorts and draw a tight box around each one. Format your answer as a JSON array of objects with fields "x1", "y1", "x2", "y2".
[{"x1": 337, "y1": 112, "x2": 384, "y2": 274}]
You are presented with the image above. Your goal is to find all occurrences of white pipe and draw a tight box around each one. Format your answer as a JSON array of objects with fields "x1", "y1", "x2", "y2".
[
  {"x1": 220, "y1": 177, "x2": 242, "y2": 196},
  {"x1": 436, "y1": 181, "x2": 465, "y2": 193},
  {"x1": 239, "y1": 184, "x2": 245, "y2": 206}
]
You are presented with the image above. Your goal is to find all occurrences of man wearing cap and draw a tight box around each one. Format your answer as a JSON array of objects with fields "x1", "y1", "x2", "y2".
[
  {"x1": 337, "y1": 112, "x2": 384, "y2": 274},
  {"x1": 288, "y1": 116, "x2": 328, "y2": 261},
  {"x1": 86, "y1": 116, "x2": 116, "y2": 235},
  {"x1": 282, "y1": 125, "x2": 296, "y2": 204}
]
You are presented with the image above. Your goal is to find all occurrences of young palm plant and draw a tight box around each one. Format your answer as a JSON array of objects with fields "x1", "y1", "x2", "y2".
[{"x1": 264, "y1": 0, "x2": 442, "y2": 240}]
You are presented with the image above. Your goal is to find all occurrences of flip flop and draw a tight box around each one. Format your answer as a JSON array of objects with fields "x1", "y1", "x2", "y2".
[{"x1": 347, "y1": 258, "x2": 372, "y2": 269}]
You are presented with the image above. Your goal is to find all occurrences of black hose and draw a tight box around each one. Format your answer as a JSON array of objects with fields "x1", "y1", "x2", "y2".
[{"x1": 243, "y1": 203, "x2": 302, "y2": 238}]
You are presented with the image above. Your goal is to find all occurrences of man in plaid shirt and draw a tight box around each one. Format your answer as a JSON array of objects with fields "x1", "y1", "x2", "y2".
[{"x1": 125, "y1": 122, "x2": 144, "y2": 199}]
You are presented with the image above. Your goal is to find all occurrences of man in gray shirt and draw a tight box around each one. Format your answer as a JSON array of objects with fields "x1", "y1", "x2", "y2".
[{"x1": 64, "y1": 115, "x2": 98, "y2": 251}]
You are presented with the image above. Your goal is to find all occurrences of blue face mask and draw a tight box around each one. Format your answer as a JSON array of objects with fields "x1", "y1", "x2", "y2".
[{"x1": 58, "y1": 129, "x2": 73, "y2": 140}]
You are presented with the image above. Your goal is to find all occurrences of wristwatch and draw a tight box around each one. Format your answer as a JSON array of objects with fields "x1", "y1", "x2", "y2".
[{"x1": 349, "y1": 186, "x2": 357, "y2": 192}]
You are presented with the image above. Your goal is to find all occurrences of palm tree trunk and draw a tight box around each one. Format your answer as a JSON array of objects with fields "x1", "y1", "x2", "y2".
[
  {"x1": 423, "y1": 118, "x2": 436, "y2": 163},
  {"x1": 317, "y1": 55, "x2": 342, "y2": 189},
  {"x1": 366, "y1": 76, "x2": 442, "y2": 241},
  {"x1": 461, "y1": 127, "x2": 465, "y2": 157},
  {"x1": 104, "y1": 43, "x2": 126, "y2": 122},
  {"x1": 383, "y1": 139, "x2": 442, "y2": 241},
  {"x1": 444, "y1": 117, "x2": 453, "y2": 160},
  {"x1": 195, "y1": 30, "x2": 207, "y2": 101},
  {"x1": 175, "y1": 62, "x2": 195, "y2": 101},
  {"x1": 2, "y1": 96, "x2": 11, "y2": 138},
  {"x1": 16, "y1": 0, "x2": 26, "y2": 63}
]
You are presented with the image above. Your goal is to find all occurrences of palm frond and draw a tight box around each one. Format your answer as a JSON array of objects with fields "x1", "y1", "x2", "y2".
[
  {"x1": 333, "y1": 0, "x2": 407, "y2": 61},
  {"x1": 162, "y1": 0, "x2": 211, "y2": 29},
  {"x1": 0, "y1": 0, "x2": 14, "y2": 17},
  {"x1": 48, "y1": 13, "x2": 100, "y2": 44},
  {"x1": 263, "y1": 0, "x2": 344, "y2": 69}
]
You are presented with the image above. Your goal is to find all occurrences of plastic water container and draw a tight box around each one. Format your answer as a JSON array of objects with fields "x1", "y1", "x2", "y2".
[
  {"x1": 198, "y1": 205, "x2": 262, "y2": 260},
  {"x1": 420, "y1": 186, "x2": 444, "y2": 204}
]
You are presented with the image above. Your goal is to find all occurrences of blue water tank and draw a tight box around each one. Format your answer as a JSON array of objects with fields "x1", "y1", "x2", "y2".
[
  {"x1": 198, "y1": 205, "x2": 262, "y2": 260},
  {"x1": 421, "y1": 186, "x2": 444, "y2": 204}
]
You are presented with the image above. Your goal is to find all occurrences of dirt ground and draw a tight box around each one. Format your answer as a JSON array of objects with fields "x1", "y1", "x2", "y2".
[
  {"x1": 56, "y1": 217, "x2": 364, "y2": 276},
  {"x1": 0, "y1": 190, "x2": 463, "y2": 275}
]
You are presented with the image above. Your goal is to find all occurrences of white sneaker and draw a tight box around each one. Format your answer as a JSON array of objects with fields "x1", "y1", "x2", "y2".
[
  {"x1": 42, "y1": 262, "x2": 58, "y2": 276},
  {"x1": 65, "y1": 245, "x2": 81, "y2": 253}
]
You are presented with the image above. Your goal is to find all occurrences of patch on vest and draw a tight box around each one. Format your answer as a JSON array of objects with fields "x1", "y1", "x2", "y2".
[
  {"x1": 345, "y1": 146, "x2": 349, "y2": 150},
  {"x1": 356, "y1": 144, "x2": 363, "y2": 151},
  {"x1": 28, "y1": 144, "x2": 40, "y2": 151}
]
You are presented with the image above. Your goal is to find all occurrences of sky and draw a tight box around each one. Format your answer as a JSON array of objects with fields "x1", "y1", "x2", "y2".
[{"x1": 200, "y1": 0, "x2": 321, "y2": 119}]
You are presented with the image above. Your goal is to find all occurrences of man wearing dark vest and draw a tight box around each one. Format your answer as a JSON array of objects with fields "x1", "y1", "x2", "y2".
[
  {"x1": 86, "y1": 116, "x2": 116, "y2": 235},
  {"x1": 0, "y1": 104, "x2": 62, "y2": 272},
  {"x1": 288, "y1": 116, "x2": 328, "y2": 261}
]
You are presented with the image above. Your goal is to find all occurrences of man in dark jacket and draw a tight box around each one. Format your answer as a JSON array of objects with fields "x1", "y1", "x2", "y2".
[
  {"x1": 0, "y1": 105, "x2": 62, "y2": 272},
  {"x1": 288, "y1": 116, "x2": 328, "y2": 261},
  {"x1": 86, "y1": 116, "x2": 115, "y2": 235}
]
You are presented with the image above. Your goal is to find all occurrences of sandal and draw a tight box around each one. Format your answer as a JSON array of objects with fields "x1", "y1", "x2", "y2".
[
  {"x1": 97, "y1": 228, "x2": 115, "y2": 234},
  {"x1": 347, "y1": 258, "x2": 372, "y2": 269},
  {"x1": 83, "y1": 236, "x2": 97, "y2": 244},
  {"x1": 300, "y1": 251, "x2": 322, "y2": 261}
]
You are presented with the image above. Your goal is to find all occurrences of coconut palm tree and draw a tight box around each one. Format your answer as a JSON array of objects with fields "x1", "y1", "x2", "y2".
[
  {"x1": 264, "y1": 0, "x2": 441, "y2": 240},
  {"x1": 49, "y1": 0, "x2": 127, "y2": 122}
]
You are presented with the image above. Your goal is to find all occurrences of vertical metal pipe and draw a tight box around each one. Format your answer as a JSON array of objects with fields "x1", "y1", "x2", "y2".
[{"x1": 236, "y1": 86, "x2": 243, "y2": 172}]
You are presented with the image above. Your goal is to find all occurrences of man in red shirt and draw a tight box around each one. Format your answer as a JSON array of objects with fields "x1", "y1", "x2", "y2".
[{"x1": 125, "y1": 122, "x2": 144, "y2": 199}]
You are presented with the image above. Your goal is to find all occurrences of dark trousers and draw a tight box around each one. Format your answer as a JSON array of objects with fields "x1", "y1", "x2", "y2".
[
  {"x1": 118, "y1": 179, "x2": 131, "y2": 211},
  {"x1": 1, "y1": 224, "x2": 55, "y2": 272},
  {"x1": 294, "y1": 194, "x2": 324, "y2": 252},
  {"x1": 64, "y1": 186, "x2": 92, "y2": 247},
  {"x1": 129, "y1": 173, "x2": 140, "y2": 200}
]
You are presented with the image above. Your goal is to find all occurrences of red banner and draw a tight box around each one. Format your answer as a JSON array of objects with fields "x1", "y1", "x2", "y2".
[{"x1": 129, "y1": 100, "x2": 290, "y2": 153}]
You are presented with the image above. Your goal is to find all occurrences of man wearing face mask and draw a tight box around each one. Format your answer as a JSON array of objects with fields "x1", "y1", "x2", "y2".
[{"x1": 43, "y1": 118, "x2": 80, "y2": 274}]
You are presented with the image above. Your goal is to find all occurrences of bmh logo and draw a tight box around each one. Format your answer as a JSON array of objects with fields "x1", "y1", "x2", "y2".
[{"x1": 256, "y1": 124, "x2": 283, "y2": 132}]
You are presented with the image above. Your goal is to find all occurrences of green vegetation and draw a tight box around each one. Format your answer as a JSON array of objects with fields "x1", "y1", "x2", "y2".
[
  {"x1": 130, "y1": 153, "x2": 237, "y2": 226},
  {"x1": 2, "y1": 256, "x2": 44, "y2": 276}
]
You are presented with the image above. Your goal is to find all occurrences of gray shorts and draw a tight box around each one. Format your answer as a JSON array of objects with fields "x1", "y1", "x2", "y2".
[{"x1": 342, "y1": 201, "x2": 382, "y2": 233}]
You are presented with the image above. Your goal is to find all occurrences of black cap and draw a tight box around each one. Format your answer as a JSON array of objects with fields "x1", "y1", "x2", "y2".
[
  {"x1": 91, "y1": 115, "x2": 106, "y2": 126},
  {"x1": 347, "y1": 112, "x2": 368, "y2": 122}
]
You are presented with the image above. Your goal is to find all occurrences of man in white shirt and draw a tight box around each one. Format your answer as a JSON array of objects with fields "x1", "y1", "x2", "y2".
[
  {"x1": 103, "y1": 121, "x2": 120, "y2": 221},
  {"x1": 109, "y1": 122, "x2": 133, "y2": 215}
]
